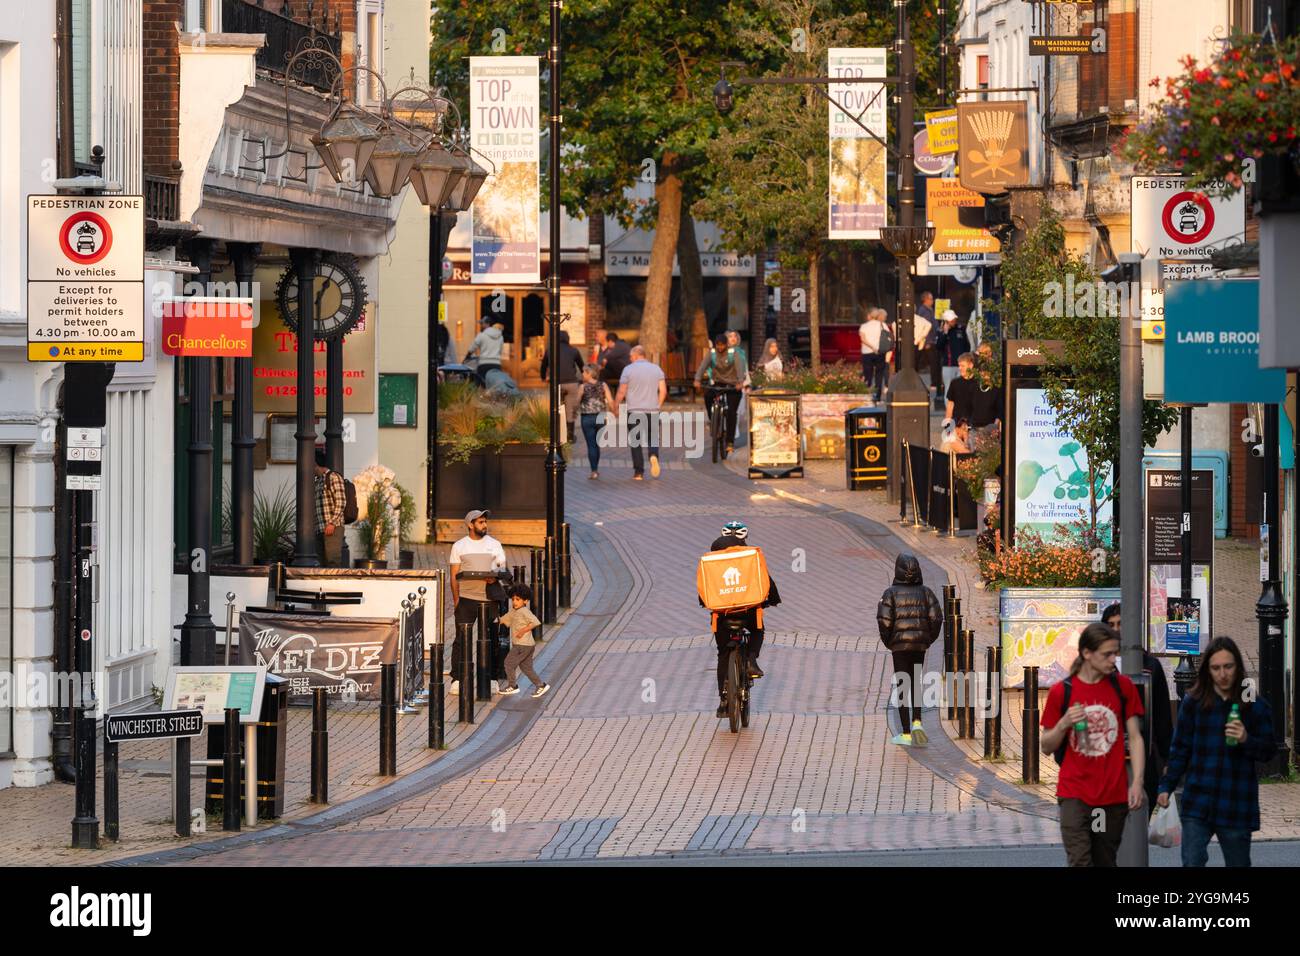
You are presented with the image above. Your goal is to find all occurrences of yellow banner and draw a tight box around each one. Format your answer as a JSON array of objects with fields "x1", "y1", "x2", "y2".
[{"x1": 925, "y1": 109, "x2": 959, "y2": 155}]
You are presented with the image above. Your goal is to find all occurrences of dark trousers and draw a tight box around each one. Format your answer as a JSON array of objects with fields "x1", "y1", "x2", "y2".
[
  {"x1": 627, "y1": 411, "x2": 660, "y2": 475},
  {"x1": 1181, "y1": 815, "x2": 1253, "y2": 867},
  {"x1": 1059, "y1": 799, "x2": 1128, "y2": 867},
  {"x1": 713, "y1": 609, "x2": 764, "y2": 695},
  {"x1": 890, "y1": 649, "x2": 927, "y2": 729},
  {"x1": 319, "y1": 527, "x2": 343, "y2": 567},
  {"x1": 581, "y1": 412, "x2": 603, "y2": 472},
  {"x1": 861, "y1": 353, "x2": 886, "y2": 397},
  {"x1": 504, "y1": 643, "x2": 544, "y2": 689},
  {"x1": 704, "y1": 387, "x2": 742, "y2": 446},
  {"x1": 927, "y1": 347, "x2": 943, "y2": 395},
  {"x1": 452, "y1": 599, "x2": 502, "y2": 682}
]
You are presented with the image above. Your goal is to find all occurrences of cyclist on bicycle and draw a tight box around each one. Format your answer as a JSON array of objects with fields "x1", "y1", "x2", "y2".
[
  {"x1": 702, "y1": 520, "x2": 781, "y2": 717},
  {"x1": 694, "y1": 334, "x2": 748, "y2": 456}
]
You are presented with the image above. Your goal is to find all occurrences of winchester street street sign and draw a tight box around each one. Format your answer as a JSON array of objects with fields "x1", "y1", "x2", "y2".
[
  {"x1": 26, "y1": 195, "x2": 145, "y2": 362},
  {"x1": 104, "y1": 709, "x2": 204, "y2": 743}
]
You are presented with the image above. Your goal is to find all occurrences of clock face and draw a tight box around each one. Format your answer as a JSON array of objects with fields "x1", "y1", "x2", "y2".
[{"x1": 276, "y1": 254, "x2": 367, "y2": 342}]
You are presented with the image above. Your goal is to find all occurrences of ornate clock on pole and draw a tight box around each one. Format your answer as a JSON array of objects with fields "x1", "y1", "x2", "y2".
[{"x1": 275, "y1": 252, "x2": 368, "y2": 341}]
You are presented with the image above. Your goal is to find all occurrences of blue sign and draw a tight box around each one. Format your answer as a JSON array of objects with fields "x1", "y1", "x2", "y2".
[{"x1": 1164, "y1": 280, "x2": 1286, "y2": 404}]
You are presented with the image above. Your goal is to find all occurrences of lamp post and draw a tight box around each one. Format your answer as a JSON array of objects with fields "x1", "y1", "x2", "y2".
[{"x1": 545, "y1": 0, "x2": 566, "y2": 613}]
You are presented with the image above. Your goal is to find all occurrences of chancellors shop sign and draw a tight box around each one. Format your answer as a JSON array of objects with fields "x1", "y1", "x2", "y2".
[
  {"x1": 238, "y1": 611, "x2": 398, "y2": 701},
  {"x1": 1163, "y1": 279, "x2": 1285, "y2": 404}
]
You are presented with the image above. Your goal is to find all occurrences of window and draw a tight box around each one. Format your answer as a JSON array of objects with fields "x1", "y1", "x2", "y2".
[
  {"x1": 71, "y1": 0, "x2": 92, "y2": 165},
  {"x1": 358, "y1": 2, "x2": 384, "y2": 104},
  {"x1": 977, "y1": 55, "x2": 990, "y2": 90},
  {"x1": 0, "y1": 446, "x2": 13, "y2": 756}
]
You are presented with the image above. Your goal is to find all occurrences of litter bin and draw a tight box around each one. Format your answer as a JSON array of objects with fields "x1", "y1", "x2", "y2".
[
  {"x1": 205, "y1": 674, "x2": 289, "y2": 820},
  {"x1": 845, "y1": 406, "x2": 887, "y2": 489}
]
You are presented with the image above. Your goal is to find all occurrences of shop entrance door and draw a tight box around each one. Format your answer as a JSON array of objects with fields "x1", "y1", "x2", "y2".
[{"x1": 476, "y1": 290, "x2": 546, "y2": 387}]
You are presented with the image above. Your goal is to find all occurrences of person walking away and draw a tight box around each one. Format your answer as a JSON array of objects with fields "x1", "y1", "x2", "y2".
[
  {"x1": 916, "y1": 292, "x2": 941, "y2": 407},
  {"x1": 1100, "y1": 603, "x2": 1172, "y2": 814},
  {"x1": 313, "y1": 447, "x2": 347, "y2": 567},
  {"x1": 703, "y1": 521, "x2": 780, "y2": 715},
  {"x1": 695, "y1": 334, "x2": 746, "y2": 455},
  {"x1": 938, "y1": 310, "x2": 970, "y2": 397},
  {"x1": 1040, "y1": 622, "x2": 1146, "y2": 867},
  {"x1": 541, "y1": 329, "x2": 585, "y2": 441},
  {"x1": 465, "y1": 317, "x2": 505, "y2": 385},
  {"x1": 448, "y1": 509, "x2": 508, "y2": 695},
  {"x1": 1156, "y1": 636, "x2": 1275, "y2": 867},
  {"x1": 615, "y1": 345, "x2": 667, "y2": 480},
  {"x1": 758, "y1": 338, "x2": 784, "y2": 380},
  {"x1": 497, "y1": 583, "x2": 551, "y2": 698},
  {"x1": 858, "y1": 307, "x2": 892, "y2": 402},
  {"x1": 578, "y1": 363, "x2": 614, "y2": 479},
  {"x1": 876, "y1": 553, "x2": 943, "y2": 746}
]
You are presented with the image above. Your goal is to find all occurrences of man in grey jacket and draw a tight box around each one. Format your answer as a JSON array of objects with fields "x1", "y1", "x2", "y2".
[{"x1": 466, "y1": 317, "x2": 505, "y2": 385}]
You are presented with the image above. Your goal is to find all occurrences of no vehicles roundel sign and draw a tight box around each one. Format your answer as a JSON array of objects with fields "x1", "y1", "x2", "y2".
[
  {"x1": 58, "y1": 211, "x2": 114, "y2": 266},
  {"x1": 1160, "y1": 191, "x2": 1214, "y2": 246}
]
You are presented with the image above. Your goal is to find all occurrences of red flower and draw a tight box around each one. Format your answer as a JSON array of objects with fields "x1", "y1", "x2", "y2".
[
  {"x1": 1194, "y1": 69, "x2": 1212, "y2": 84},
  {"x1": 1218, "y1": 77, "x2": 1233, "y2": 88},
  {"x1": 1262, "y1": 72, "x2": 1280, "y2": 84},
  {"x1": 1282, "y1": 64, "x2": 1296, "y2": 79},
  {"x1": 1269, "y1": 132, "x2": 1279, "y2": 142}
]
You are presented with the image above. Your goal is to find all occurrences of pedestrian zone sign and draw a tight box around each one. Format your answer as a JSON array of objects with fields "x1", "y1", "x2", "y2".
[{"x1": 26, "y1": 195, "x2": 145, "y2": 362}]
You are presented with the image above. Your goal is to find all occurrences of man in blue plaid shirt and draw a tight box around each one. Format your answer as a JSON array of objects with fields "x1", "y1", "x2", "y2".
[{"x1": 1156, "y1": 636, "x2": 1276, "y2": 867}]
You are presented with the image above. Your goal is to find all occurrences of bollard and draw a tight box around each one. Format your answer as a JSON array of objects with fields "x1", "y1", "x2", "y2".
[
  {"x1": 311, "y1": 688, "x2": 329, "y2": 804},
  {"x1": 983, "y1": 646, "x2": 996, "y2": 759},
  {"x1": 1022, "y1": 666, "x2": 1040, "y2": 784},
  {"x1": 949, "y1": 611, "x2": 964, "y2": 723},
  {"x1": 379, "y1": 663, "x2": 397, "y2": 776},
  {"x1": 174, "y1": 737, "x2": 190, "y2": 838},
  {"x1": 104, "y1": 732, "x2": 119, "y2": 842},
  {"x1": 942, "y1": 585, "x2": 955, "y2": 680},
  {"x1": 543, "y1": 535, "x2": 558, "y2": 624},
  {"x1": 476, "y1": 601, "x2": 494, "y2": 700},
  {"x1": 963, "y1": 630, "x2": 976, "y2": 740},
  {"x1": 993, "y1": 645, "x2": 1003, "y2": 759},
  {"x1": 530, "y1": 548, "x2": 542, "y2": 598},
  {"x1": 559, "y1": 522, "x2": 572, "y2": 608},
  {"x1": 223, "y1": 592, "x2": 237, "y2": 666},
  {"x1": 513, "y1": 564, "x2": 525, "y2": 588},
  {"x1": 457, "y1": 622, "x2": 474, "y2": 724},
  {"x1": 429, "y1": 637, "x2": 445, "y2": 748},
  {"x1": 222, "y1": 708, "x2": 241, "y2": 831}
]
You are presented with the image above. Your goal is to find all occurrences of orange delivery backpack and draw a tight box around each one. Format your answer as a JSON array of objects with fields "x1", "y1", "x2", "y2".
[{"x1": 697, "y1": 546, "x2": 771, "y2": 614}]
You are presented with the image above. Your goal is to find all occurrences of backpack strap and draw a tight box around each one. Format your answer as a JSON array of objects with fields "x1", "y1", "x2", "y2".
[
  {"x1": 1108, "y1": 672, "x2": 1127, "y2": 725},
  {"x1": 1054, "y1": 677, "x2": 1073, "y2": 765}
]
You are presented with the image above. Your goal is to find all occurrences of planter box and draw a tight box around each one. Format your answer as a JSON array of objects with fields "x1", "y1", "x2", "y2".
[
  {"x1": 436, "y1": 443, "x2": 547, "y2": 524},
  {"x1": 798, "y1": 392, "x2": 875, "y2": 459},
  {"x1": 999, "y1": 586, "x2": 1120, "y2": 689}
]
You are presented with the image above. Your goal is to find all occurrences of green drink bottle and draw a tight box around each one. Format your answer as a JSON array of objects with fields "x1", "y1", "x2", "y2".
[
  {"x1": 1074, "y1": 715, "x2": 1088, "y2": 752},
  {"x1": 1226, "y1": 703, "x2": 1241, "y2": 747}
]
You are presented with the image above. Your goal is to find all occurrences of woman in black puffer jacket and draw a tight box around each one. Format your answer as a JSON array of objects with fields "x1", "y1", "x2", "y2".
[{"x1": 877, "y1": 553, "x2": 944, "y2": 745}]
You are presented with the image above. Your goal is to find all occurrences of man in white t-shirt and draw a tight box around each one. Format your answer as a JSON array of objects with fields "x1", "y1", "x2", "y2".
[
  {"x1": 858, "y1": 307, "x2": 890, "y2": 401},
  {"x1": 449, "y1": 509, "x2": 508, "y2": 694}
]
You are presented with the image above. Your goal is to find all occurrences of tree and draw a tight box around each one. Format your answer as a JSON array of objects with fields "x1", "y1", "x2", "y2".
[
  {"x1": 431, "y1": 1, "x2": 744, "y2": 364},
  {"x1": 1001, "y1": 203, "x2": 1179, "y2": 534}
]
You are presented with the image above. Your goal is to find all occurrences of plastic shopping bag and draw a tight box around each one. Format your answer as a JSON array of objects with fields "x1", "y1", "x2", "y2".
[{"x1": 1148, "y1": 794, "x2": 1182, "y2": 848}]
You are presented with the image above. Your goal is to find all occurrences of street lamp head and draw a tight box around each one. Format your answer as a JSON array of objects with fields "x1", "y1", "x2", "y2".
[
  {"x1": 408, "y1": 141, "x2": 466, "y2": 209},
  {"x1": 446, "y1": 154, "x2": 489, "y2": 212},
  {"x1": 713, "y1": 76, "x2": 734, "y2": 114},
  {"x1": 312, "y1": 104, "x2": 382, "y2": 184},
  {"x1": 362, "y1": 128, "x2": 424, "y2": 198}
]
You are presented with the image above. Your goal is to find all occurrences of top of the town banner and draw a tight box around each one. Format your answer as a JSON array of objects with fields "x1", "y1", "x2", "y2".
[{"x1": 26, "y1": 195, "x2": 145, "y2": 363}]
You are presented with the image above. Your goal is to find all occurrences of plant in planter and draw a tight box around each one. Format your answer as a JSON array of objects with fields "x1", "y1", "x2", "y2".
[
  {"x1": 751, "y1": 359, "x2": 874, "y2": 395},
  {"x1": 437, "y1": 381, "x2": 552, "y2": 465},
  {"x1": 352, "y1": 464, "x2": 401, "y2": 567},
  {"x1": 222, "y1": 481, "x2": 296, "y2": 564},
  {"x1": 979, "y1": 518, "x2": 1119, "y2": 590},
  {"x1": 1118, "y1": 33, "x2": 1300, "y2": 192}
]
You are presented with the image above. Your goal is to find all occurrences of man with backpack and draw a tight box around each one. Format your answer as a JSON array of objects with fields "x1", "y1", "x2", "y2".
[
  {"x1": 313, "y1": 447, "x2": 347, "y2": 567},
  {"x1": 1040, "y1": 622, "x2": 1147, "y2": 867}
]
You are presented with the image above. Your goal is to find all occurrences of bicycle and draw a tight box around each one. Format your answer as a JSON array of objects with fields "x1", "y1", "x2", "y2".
[
  {"x1": 702, "y1": 383, "x2": 738, "y2": 463},
  {"x1": 719, "y1": 616, "x2": 752, "y2": 733}
]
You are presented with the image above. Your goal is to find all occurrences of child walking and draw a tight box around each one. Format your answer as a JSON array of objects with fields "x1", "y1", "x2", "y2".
[{"x1": 498, "y1": 584, "x2": 551, "y2": 698}]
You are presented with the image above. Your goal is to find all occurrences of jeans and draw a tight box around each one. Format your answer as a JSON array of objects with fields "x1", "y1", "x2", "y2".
[
  {"x1": 713, "y1": 608, "x2": 764, "y2": 695},
  {"x1": 580, "y1": 412, "x2": 603, "y2": 472},
  {"x1": 1181, "y1": 815, "x2": 1253, "y2": 867},
  {"x1": 861, "y1": 353, "x2": 886, "y2": 397},
  {"x1": 626, "y1": 411, "x2": 660, "y2": 475}
]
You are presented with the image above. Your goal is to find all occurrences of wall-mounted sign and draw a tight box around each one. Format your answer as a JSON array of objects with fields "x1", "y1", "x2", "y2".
[
  {"x1": 252, "y1": 301, "x2": 375, "y2": 414},
  {"x1": 27, "y1": 195, "x2": 145, "y2": 362},
  {"x1": 914, "y1": 128, "x2": 954, "y2": 176},
  {"x1": 957, "y1": 101, "x2": 1030, "y2": 193},
  {"x1": 1130, "y1": 177, "x2": 1245, "y2": 259},
  {"x1": 924, "y1": 109, "x2": 959, "y2": 155},
  {"x1": 828, "y1": 47, "x2": 888, "y2": 239},
  {"x1": 162, "y1": 298, "x2": 254, "y2": 357},
  {"x1": 927, "y1": 179, "x2": 1000, "y2": 264},
  {"x1": 1029, "y1": 34, "x2": 1105, "y2": 56},
  {"x1": 1164, "y1": 279, "x2": 1285, "y2": 404}
]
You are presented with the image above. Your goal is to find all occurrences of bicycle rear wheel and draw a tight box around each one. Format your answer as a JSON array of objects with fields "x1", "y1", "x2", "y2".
[{"x1": 726, "y1": 648, "x2": 742, "y2": 733}]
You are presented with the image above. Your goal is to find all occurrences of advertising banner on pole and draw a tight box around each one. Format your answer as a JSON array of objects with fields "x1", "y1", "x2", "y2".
[
  {"x1": 957, "y1": 101, "x2": 1030, "y2": 193},
  {"x1": 828, "y1": 48, "x2": 887, "y2": 239},
  {"x1": 470, "y1": 56, "x2": 540, "y2": 284},
  {"x1": 1144, "y1": 468, "x2": 1214, "y2": 655}
]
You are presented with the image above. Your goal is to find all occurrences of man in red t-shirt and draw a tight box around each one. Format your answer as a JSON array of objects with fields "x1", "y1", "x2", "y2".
[{"x1": 1040, "y1": 622, "x2": 1146, "y2": 866}]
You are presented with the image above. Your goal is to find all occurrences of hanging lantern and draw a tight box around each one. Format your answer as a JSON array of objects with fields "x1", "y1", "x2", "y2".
[
  {"x1": 362, "y1": 129, "x2": 423, "y2": 198},
  {"x1": 445, "y1": 154, "x2": 489, "y2": 212},
  {"x1": 311, "y1": 104, "x2": 381, "y2": 184},
  {"x1": 408, "y1": 142, "x2": 467, "y2": 208}
]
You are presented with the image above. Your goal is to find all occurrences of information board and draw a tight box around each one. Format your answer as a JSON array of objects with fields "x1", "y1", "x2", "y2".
[{"x1": 162, "y1": 666, "x2": 267, "y2": 724}]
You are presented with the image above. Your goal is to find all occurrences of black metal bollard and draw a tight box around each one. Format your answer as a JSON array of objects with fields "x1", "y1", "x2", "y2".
[
  {"x1": 476, "y1": 601, "x2": 493, "y2": 700},
  {"x1": 222, "y1": 708, "x2": 241, "y2": 831},
  {"x1": 513, "y1": 564, "x2": 525, "y2": 587},
  {"x1": 530, "y1": 548, "x2": 542, "y2": 597},
  {"x1": 174, "y1": 737, "x2": 190, "y2": 838},
  {"x1": 942, "y1": 584, "x2": 956, "y2": 680},
  {"x1": 993, "y1": 645, "x2": 1003, "y2": 759},
  {"x1": 311, "y1": 688, "x2": 329, "y2": 803},
  {"x1": 379, "y1": 663, "x2": 397, "y2": 776},
  {"x1": 1022, "y1": 666, "x2": 1040, "y2": 784},
  {"x1": 429, "y1": 638, "x2": 445, "y2": 748},
  {"x1": 457, "y1": 622, "x2": 474, "y2": 724},
  {"x1": 949, "y1": 611, "x2": 964, "y2": 723},
  {"x1": 103, "y1": 732, "x2": 119, "y2": 842},
  {"x1": 963, "y1": 630, "x2": 976, "y2": 740},
  {"x1": 983, "y1": 646, "x2": 996, "y2": 759},
  {"x1": 559, "y1": 522, "x2": 572, "y2": 608}
]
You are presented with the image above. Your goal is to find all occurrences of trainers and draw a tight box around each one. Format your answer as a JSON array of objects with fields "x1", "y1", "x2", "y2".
[
  {"x1": 748, "y1": 660, "x2": 764, "y2": 679},
  {"x1": 491, "y1": 680, "x2": 501, "y2": 694},
  {"x1": 715, "y1": 696, "x2": 728, "y2": 718},
  {"x1": 450, "y1": 680, "x2": 460, "y2": 695},
  {"x1": 499, "y1": 685, "x2": 521, "y2": 696},
  {"x1": 633, "y1": 473, "x2": 644, "y2": 481},
  {"x1": 589, "y1": 471, "x2": 599, "y2": 480},
  {"x1": 889, "y1": 732, "x2": 913, "y2": 747},
  {"x1": 531, "y1": 683, "x2": 551, "y2": 699},
  {"x1": 910, "y1": 720, "x2": 928, "y2": 747},
  {"x1": 650, "y1": 454, "x2": 661, "y2": 477}
]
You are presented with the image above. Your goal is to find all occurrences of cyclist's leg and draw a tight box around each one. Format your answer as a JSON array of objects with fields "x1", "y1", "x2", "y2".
[
  {"x1": 723, "y1": 389, "x2": 741, "y2": 445},
  {"x1": 714, "y1": 627, "x2": 729, "y2": 695}
]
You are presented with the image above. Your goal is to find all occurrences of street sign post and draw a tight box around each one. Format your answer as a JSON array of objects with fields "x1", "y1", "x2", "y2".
[
  {"x1": 26, "y1": 195, "x2": 145, "y2": 362},
  {"x1": 1130, "y1": 177, "x2": 1245, "y2": 261}
]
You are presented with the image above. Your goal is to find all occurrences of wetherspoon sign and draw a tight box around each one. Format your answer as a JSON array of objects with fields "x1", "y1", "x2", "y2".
[{"x1": 26, "y1": 195, "x2": 145, "y2": 362}]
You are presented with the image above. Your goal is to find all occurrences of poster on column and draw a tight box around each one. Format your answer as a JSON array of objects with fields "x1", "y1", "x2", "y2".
[
  {"x1": 827, "y1": 48, "x2": 887, "y2": 239},
  {"x1": 470, "y1": 56, "x2": 540, "y2": 284}
]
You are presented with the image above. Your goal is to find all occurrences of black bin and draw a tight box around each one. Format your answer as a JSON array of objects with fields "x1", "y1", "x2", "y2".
[
  {"x1": 205, "y1": 674, "x2": 289, "y2": 820},
  {"x1": 845, "y1": 406, "x2": 888, "y2": 489}
]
